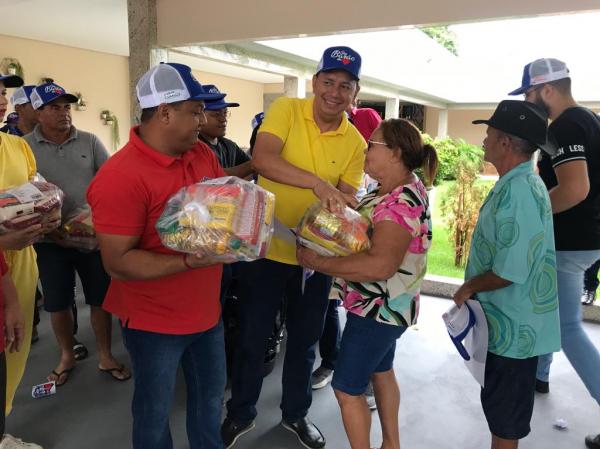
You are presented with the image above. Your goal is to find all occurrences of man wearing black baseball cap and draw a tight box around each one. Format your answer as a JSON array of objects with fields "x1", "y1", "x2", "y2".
[
  {"x1": 509, "y1": 58, "x2": 600, "y2": 449},
  {"x1": 453, "y1": 100, "x2": 560, "y2": 449}
]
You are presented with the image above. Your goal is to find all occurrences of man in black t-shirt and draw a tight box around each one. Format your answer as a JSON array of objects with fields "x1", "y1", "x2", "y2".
[
  {"x1": 199, "y1": 84, "x2": 254, "y2": 179},
  {"x1": 510, "y1": 58, "x2": 600, "y2": 449}
]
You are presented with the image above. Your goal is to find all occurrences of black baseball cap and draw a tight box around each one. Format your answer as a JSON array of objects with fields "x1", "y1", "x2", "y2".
[{"x1": 473, "y1": 100, "x2": 555, "y2": 155}]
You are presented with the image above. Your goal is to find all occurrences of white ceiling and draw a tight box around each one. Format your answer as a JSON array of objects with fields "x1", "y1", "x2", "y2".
[
  {"x1": 1, "y1": 1, "x2": 599, "y2": 103},
  {"x1": 168, "y1": 52, "x2": 283, "y2": 84}
]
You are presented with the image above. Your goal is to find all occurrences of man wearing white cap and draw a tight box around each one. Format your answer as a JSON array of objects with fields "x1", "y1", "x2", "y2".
[
  {"x1": 222, "y1": 46, "x2": 365, "y2": 449},
  {"x1": 455, "y1": 100, "x2": 560, "y2": 449},
  {"x1": 508, "y1": 58, "x2": 600, "y2": 449},
  {"x1": 88, "y1": 62, "x2": 230, "y2": 449},
  {"x1": 0, "y1": 86, "x2": 37, "y2": 136}
]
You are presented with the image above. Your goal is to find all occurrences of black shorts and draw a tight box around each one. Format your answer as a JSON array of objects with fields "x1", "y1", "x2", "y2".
[
  {"x1": 35, "y1": 243, "x2": 110, "y2": 312},
  {"x1": 480, "y1": 352, "x2": 538, "y2": 440}
]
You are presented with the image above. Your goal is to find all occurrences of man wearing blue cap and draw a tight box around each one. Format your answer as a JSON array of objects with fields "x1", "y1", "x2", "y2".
[
  {"x1": 454, "y1": 100, "x2": 560, "y2": 449},
  {"x1": 222, "y1": 46, "x2": 366, "y2": 449},
  {"x1": 88, "y1": 62, "x2": 232, "y2": 449},
  {"x1": 199, "y1": 85, "x2": 253, "y2": 179},
  {"x1": 508, "y1": 58, "x2": 600, "y2": 449},
  {"x1": 0, "y1": 86, "x2": 37, "y2": 136},
  {"x1": 23, "y1": 82, "x2": 130, "y2": 388}
]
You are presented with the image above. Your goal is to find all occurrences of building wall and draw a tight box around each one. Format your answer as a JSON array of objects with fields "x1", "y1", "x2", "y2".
[
  {"x1": 192, "y1": 71, "x2": 264, "y2": 148},
  {"x1": 425, "y1": 107, "x2": 493, "y2": 145},
  {"x1": 0, "y1": 33, "x2": 130, "y2": 152}
]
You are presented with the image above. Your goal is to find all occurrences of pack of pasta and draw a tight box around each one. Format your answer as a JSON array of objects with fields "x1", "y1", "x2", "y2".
[
  {"x1": 156, "y1": 177, "x2": 275, "y2": 261},
  {"x1": 0, "y1": 181, "x2": 64, "y2": 233},
  {"x1": 58, "y1": 206, "x2": 97, "y2": 251},
  {"x1": 296, "y1": 202, "x2": 371, "y2": 257}
]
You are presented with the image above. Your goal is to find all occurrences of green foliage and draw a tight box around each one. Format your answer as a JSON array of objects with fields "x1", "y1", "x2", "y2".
[
  {"x1": 419, "y1": 134, "x2": 484, "y2": 186},
  {"x1": 439, "y1": 156, "x2": 492, "y2": 267},
  {"x1": 421, "y1": 26, "x2": 458, "y2": 56}
]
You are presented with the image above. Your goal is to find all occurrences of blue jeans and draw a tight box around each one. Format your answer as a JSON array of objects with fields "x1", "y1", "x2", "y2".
[
  {"x1": 537, "y1": 250, "x2": 600, "y2": 406},
  {"x1": 121, "y1": 322, "x2": 226, "y2": 449},
  {"x1": 227, "y1": 258, "x2": 332, "y2": 423},
  {"x1": 318, "y1": 300, "x2": 341, "y2": 370}
]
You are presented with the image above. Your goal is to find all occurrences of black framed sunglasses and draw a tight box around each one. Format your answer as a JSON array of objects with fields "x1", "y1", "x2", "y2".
[{"x1": 367, "y1": 139, "x2": 388, "y2": 151}]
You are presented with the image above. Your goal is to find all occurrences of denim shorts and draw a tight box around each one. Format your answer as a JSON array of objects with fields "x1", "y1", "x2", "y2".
[
  {"x1": 331, "y1": 312, "x2": 406, "y2": 395},
  {"x1": 481, "y1": 352, "x2": 538, "y2": 440}
]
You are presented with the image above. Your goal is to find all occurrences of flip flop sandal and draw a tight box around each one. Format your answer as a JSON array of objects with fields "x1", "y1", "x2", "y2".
[
  {"x1": 73, "y1": 342, "x2": 88, "y2": 361},
  {"x1": 49, "y1": 367, "x2": 74, "y2": 387},
  {"x1": 99, "y1": 364, "x2": 131, "y2": 382}
]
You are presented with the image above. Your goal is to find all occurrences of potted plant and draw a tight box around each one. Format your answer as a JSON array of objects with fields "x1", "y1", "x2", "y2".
[
  {"x1": 100, "y1": 110, "x2": 120, "y2": 150},
  {"x1": 74, "y1": 92, "x2": 87, "y2": 111},
  {"x1": 2, "y1": 58, "x2": 24, "y2": 79}
]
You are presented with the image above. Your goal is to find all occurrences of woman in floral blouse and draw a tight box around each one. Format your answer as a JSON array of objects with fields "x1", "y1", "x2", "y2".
[{"x1": 297, "y1": 118, "x2": 438, "y2": 449}]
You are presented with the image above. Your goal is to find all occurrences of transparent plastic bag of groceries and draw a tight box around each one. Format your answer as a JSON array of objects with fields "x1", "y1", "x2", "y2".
[
  {"x1": 58, "y1": 205, "x2": 98, "y2": 251},
  {"x1": 296, "y1": 202, "x2": 371, "y2": 257},
  {"x1": 156, "y1": 177, "x2": 275, "y2": 262},
  {"x1": 0, "y1": 175, "x2": 64, "y2": 234}
]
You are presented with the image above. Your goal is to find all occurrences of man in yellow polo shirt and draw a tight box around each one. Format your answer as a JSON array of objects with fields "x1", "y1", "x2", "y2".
[{"x1": 222, "y1": 46, "x2": 366, "y2": 449}]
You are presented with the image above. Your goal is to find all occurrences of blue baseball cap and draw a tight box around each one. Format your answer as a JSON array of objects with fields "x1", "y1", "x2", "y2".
[
  {"x1": 508, "y1": 58, "x2": 570, "y2": 96},
  {"x1": 4, "y1": 112, "x2": 18, "y2": 124},
  {"x1": 136, "y1": 63, "x2": 225, "y2": 109},
  {"x1": 11, "y1": 85, "x2": 35, "y2": 106},
  {"x1": 445, "y1": 302, "x2": 477, "y2": 361},
  {"x1": 251, "y1": 112, "x2": 264, "y2": 129},
  {"x1": 203, "y1": 85, "x2": 240, "y2": 111},
  {"x1": 30, "y1": 82, "x2": 78, "y2": 110},
  {"x1": 316, "y1": 46, "x2": 362, "y2": 81},
  {"x1": 0, "y1": 73, "x2": 23, "y2": 88}
]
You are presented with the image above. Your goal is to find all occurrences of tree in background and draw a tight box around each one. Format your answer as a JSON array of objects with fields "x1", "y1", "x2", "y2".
[
  {"x1": 421, "y1": 26, "x2": 458, "y2": 56},
  {"x1": 439, "y1": 143, "x2": 490, "y2": 267}
]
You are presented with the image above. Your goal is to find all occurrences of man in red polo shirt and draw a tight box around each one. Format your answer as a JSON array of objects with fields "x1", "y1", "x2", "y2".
[{"x1": 87, "y1": 62, "x2": 229, "y2": 449}]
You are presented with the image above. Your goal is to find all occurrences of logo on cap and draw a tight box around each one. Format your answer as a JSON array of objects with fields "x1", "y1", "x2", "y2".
[
  {"x1": 44, "y1": 85, "x2": 64, "y2": 95},
  {"x1": 330, "y1": 49, "x2": 355, "y2": 66}
]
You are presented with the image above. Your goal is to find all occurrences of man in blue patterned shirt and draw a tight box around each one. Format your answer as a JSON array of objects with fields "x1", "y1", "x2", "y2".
[{"x1": 454, "y1": 100, "x2": 560, "y2": 449}]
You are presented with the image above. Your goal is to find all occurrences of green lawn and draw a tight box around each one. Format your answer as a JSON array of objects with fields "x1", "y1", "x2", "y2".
[{"x1": 428, "y1": 179, "x2": 494, "y2": 280}]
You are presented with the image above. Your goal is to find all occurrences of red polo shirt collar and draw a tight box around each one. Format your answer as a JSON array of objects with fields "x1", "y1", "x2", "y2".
[{"x1": 129, "y1": 126, "x2": 198, "y2": 168}]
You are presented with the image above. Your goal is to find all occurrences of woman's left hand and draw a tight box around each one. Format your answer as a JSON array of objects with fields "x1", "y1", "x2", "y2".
[{"x1": 296, "y1": 245, "x2": 321, "y2": 270}]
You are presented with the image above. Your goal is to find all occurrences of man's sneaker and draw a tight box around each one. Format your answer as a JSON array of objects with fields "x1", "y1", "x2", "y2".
[
  {"x1": 585, "y1": 433, "x2": 600, "y2": 449},
  {"x1": 311, "y1": 366, "x2": 333, "y2": 390},
  {"x1": 535, "y1": 379, "x2": 549, "y2": 394},
  {"x1": 582, "y1": 290, "x2": 597, "y2": 305},
  {"x1": 281, "y1": 417, "x2": 325, "y2": 449},
  {"x1": 0, "y1": 434, "x2": 43, "y2": 449},
  {"x1": 365, "y1": 381, "x2": 377, "y2": 410},
  {"x1": 221, "y1": 417, "x2": 255, "y2": 449}
]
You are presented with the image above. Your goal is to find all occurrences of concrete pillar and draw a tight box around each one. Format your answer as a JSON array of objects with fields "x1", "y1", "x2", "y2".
[
  {"x1": 127, "y1": 0, "x2": 168, "y2": 125},
  {"x1": 385, "y1": 97, "x2": 400, "y2": 119},
  {"x1": 437, "y1": 108, "x2": 449, "y2": 138},
  {"x1": 284, "y1": 76, "x2": 306, "y2": 98}
]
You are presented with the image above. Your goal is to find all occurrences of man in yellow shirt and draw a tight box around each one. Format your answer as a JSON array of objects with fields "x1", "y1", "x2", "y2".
[{"x1": 222, "y1": 46, "x2": 366, "y2": 449}]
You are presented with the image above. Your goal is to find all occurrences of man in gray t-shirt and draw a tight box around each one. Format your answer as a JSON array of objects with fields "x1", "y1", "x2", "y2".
[{"x1": 24, "y1": 82, "x2": 129, "y2": 386}]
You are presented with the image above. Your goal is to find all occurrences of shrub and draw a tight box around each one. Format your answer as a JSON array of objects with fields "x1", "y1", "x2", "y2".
[
  {"x1": 420, "y1": 134, "x2": 484, "y2": 186},
  {"x1": 439, "y1": 152, "x2": 491, "y2": 267}
]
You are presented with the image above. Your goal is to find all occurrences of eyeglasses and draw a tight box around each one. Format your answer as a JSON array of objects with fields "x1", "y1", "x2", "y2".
[
  {"x1": 367, "y1": 140, "x2": 388, "y2": 151},
  {"x1": 206, "y1": 109, "x2": 231, "y2": 119}
]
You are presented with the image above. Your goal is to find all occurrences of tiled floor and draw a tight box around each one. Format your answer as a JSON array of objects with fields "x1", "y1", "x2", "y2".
[{"x1": 7, "y1": 295, "x2": 599, "y2": 449}]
